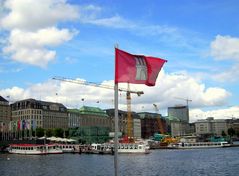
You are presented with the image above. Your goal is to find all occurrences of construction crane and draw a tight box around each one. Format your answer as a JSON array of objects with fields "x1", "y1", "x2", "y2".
[
  {"x1": 52, "y1": 76, "x2": 144, "y2": 141},
  {"x1": 174, "y1": 97, "x2": 192, "y2": 123},
  {"x1": 174, "y1": 97, "x2": 192, "y2": 107},
  {"x1": 153, "y1": 104, "x2": 165, "y2": 134}
]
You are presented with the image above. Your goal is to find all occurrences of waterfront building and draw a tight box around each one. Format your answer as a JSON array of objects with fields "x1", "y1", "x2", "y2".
[
  {"x1": 133, "y1": 118, "x2": 141, "y2": 139},
  {"x1": 166, "y1": 115, "x2": 193, "y2": 137},
  {"x1": 0, "y1": 96, "x2": 11, "y2": 140},
  {"x1": 180, "y1": 136, "x2": 197, "y2": 143},
  {"x1": 67, "y1": 109, "x2": 81, "y2": 128},
  {"x1": 138, "y1": 112, "x2": 166, "y2": 139},
  {"x1": 11, "y1": 99, "x2": 68, "y2": 129},
  {"x1": 106, "y1": 109, "x2": 127, "y2": 135},
  {"x1": 70, "y1": 126, "x2": 110, "y2": 144},
  {"x1": 195, "y1": 117, "x2": 228, "y2": 136},
  {"x1": 68, "y1": 106, "x2": 111, "y2": 129},
  {"x1": 106, "y1": 109, "x2": 142, "y2": 139},
  {"x1": 68, "y1": 106, "x2": 111, "y2": 144},
  {"x1": 226, "y1": 118, "x2": 239, "y2": 136},
  {"x1": 67, "y1": 106, "x2": 111, "y2": 144},
  {"x1": 168, "y1": 105, "x2": 189, "y2": 123},
  {"x1": 79, "y1": 106, "x2": 110, "y2": 128},
  {"x1": 0, "y1": 96, "x2": 11, "y2": 124}
]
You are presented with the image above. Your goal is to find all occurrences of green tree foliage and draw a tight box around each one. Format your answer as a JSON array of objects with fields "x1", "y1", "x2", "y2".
[
  {"x1": 221, "y1": 130, "x2": 226, "y2": 137},
  {"x1": 36, "y1": 127, "x2": 45, "y2": 137},
  {"x1": 53, "y1": 128, "x2": 64, "y2": 138},
  {"x1": 65, "y1": 129, "x2": 69, "y2": 138},
  {"x1": 228, "y1": 127, "x2": 235, "y2": 137},
  {"x1": 236, "y1": 131, "x2": 239, "y2": 137},
  {"x1": 46, "y1": 129, "x2": 53, "y2": 137}
]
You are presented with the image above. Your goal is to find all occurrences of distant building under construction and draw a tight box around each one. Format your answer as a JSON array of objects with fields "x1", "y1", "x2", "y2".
[{"x1": 168, "y1": 105, "x2": 189, "y2": 123}]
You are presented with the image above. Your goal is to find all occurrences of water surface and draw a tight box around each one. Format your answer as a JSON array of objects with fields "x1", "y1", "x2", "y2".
[{"x1": 1, "y1": 147, "x2": 239, "y2": 176}]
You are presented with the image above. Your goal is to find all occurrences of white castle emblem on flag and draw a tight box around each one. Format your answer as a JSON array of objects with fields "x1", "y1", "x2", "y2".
[{"x1": 135, "y1": 56, "x2": 147, "y2": 80}]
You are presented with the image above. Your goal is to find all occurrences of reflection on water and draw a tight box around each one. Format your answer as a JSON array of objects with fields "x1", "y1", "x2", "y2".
[{"x1": 1, "y1": 147, "x2": 239, "y2": 176}]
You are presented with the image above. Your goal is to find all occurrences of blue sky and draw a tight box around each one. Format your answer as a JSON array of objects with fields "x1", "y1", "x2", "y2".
[{"x1": 0, "y1": 0, "x2": 239, "y2": 121}]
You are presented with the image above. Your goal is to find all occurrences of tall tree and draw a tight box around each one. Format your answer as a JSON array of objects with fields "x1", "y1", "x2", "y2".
[
  {"x1": 53, "y1": 128, "x2": 64, "y2": 138},
  {"x1": 228, "y1": 127, "x2": 235, "y2": 137},
  {"x1": 36, "y1": 128, "x2": 45, "y2": 137},
  {"x1": 46, "y1": 129, "x2": 53, "y2": 137},
  {"x1": 221, "y1": 130, "x2": 226, "y2": 137}
]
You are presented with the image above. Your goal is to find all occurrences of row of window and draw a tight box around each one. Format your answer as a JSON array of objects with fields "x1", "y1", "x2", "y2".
[
  {"x1": 182, "y1": 143, "x2": 222, "y2": 147},
  {"x1": 11, "y1": 146, "x2": 57, "y2": 150},
  {"x1": 12, "y1": 110, "x2": 42, "y2": 116},
  {"x1": 12, "y1": 115, "x2": 42, "y2": 120}
]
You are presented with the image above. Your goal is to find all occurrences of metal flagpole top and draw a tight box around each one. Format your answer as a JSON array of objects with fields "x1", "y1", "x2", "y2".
[{"x1": 114, "y1": 43, "x2": 119, "y2": 176}]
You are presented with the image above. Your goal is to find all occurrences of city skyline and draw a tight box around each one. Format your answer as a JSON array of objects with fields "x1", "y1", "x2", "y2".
[{"x1": 0, "y1": 0, "x2": 239, "y2": 122}]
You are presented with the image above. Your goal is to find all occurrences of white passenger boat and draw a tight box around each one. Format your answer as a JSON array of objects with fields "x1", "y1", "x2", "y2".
[
  {"x1": 91, "y1": 142, "x2": 150, "y2": 154},
  {"x1": 8, "y1": 144, "x2": 63, "y2": 155},
  {"x1": 168, "y1": 141, "x2": 231, "y2": 149},
  {"x1": 57, "y1": 144, "x2": 77, "y2": 153}
]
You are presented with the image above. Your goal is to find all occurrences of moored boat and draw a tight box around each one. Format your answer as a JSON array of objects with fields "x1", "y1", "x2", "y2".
[
  {"x1": 91, "y1": 142, "x2": 150, "y2": 154},
  {"x1": 57, "y1": 144, "x2": 77, "y2": 153},
  {"x1": 8, "y1": 144, "x2": 63, "y2": 155},
  {"x1": 168, "y1": 141, "x2": 231, "y2": 149}
]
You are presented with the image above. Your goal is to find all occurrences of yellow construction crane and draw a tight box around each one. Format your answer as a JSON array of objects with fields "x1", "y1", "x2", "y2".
[
  {"x1": 153, "y1": 104, "x2": 165, "y2": 134},
  {"x1": 52, "y1": 76, "x2": 144, "y2": 141},
  {"x1": 174, "y1": 97, "x2": 192, "y2": 123},
  {"x1": 174, "y1": 97, "x2": 192, "y2": 107}
]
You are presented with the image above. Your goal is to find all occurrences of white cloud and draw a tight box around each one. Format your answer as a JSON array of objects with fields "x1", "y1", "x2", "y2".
[
  {"x1": 3, "y1": 28, "x2": 76, "y2": 67},
  {"x1": 0, "y1": 71, "x2": 231, "y2": 113},
  {"x1": 190, "y1": 106, "x2": 239, "y2": 123},
  {"x1": 210, "y1": 35, "x2": 239, "y2": 61},
  {"x1": 0, "y1": 86, "x2": 28, "y2": 102},
  {"x1": 78, "y1": 4, "x2": 102, "y2": 22},
  {"x1": 210, "y1": 35, "x2": 239, "y2": 82},
  {"x1": 0, "y1": 0, "x2": 79, "y2": 67},
  {"x1": 79, "y1": 9, "x2": 179, "y2": 37},
  {"x1": 8, "y1": 28, "x2": 75, "y2": 47},
  {"x1": 1, "y1": 77, "x2": 234, "y2": 124},
  {"x1": 212, "y1": 64, "x2": 239, "y2": 82},
  {"x1": 128, "y1": 71, "x2": 230, "y2": 113},
  {"x1": 1, "y1": 0, "x2": 79, "y2": 30},
  {"x1": 64, "y1": 57, "x2": 78, "y2": 64},
  {"x1": 84, "y1": 15, "x2": 135, "y2": 29},
  {"x1": 1, "y1": 1, "x2": 200, "y2": 67},
  {"x1": 77, "y1": 5, "x2": 134, "y2": 29},
  {"x1": 76, "y1": 5, "x2": 201, "y2": 51}
]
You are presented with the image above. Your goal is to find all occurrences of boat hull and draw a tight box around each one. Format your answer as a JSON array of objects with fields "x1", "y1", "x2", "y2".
[
  {"x1": 91, "y1": 143, "x2": 150, "y2": 154},
  {"x1": 8, "y1": 144, "x2": 63, "y2": 155},
  {"x1": 168, "y1": 142, "x2": 231, "y2": 149}
]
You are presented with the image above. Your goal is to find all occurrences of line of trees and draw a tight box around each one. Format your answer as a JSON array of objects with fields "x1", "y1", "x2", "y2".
[
  {"x1": 222, "y1": 127, "x2": 237, "y2": 137},
  {"x1": 36, "y1": 128, "x2": 69, "y2": 138}
]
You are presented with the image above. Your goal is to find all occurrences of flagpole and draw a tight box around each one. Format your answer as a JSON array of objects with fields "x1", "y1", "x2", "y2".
[
  {"x1": 114, "y1": 83, "x2": 119, "y2": 176},
  {"x1": 114, "y1": 44, "x2": 119, "y2": 176}
]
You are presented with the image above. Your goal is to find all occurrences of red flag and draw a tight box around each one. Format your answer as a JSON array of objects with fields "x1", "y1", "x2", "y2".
[
  {"x1": 115, "y1": 48, "x2": 167, "y2": 86},
  {"x1": 17, "y1": 120, "x2": 20, "y2": 130}
]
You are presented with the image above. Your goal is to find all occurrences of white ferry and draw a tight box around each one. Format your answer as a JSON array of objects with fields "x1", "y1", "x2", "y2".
[
  {"x1": 57, "y1": 144, "x2": 77, "y2": 153},
  {"x1": 168, "y1": 141, "x2": 231, "y2": 149},
  {"x1": 91, "y1": 143, "x2": 150, "y2": 154},
  {"x1": 8, "y1": 144, "x2": 63, "y2": 155}
]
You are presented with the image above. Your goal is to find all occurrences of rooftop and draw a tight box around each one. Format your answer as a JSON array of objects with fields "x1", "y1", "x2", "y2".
[
  {"x1": 79, "y1": 106, "x2": 108, "y2": 117},
  {"x1": 165, "y1": 115, "x2": 180, "y2": 122},
  {"x1": 0, "y1": 96, "x2": 8, "y2": 102}
]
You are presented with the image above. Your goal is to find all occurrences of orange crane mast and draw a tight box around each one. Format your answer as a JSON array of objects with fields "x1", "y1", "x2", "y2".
[{"x1": 153, "y1": 104, "x2": 165, "y2": 134}]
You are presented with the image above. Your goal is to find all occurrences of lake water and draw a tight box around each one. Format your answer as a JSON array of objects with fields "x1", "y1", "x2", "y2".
[{"x1": 1, "y1": 147, "x2": 239, "y2": 176}]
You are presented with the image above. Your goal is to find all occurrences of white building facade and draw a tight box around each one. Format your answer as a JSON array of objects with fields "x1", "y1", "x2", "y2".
[
  {"x1": 133, "y1": 118, "x2": 141, "y2": 139},
  {"x1": 195, "y1": 117, "x2": 228, "y2": 136}
]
